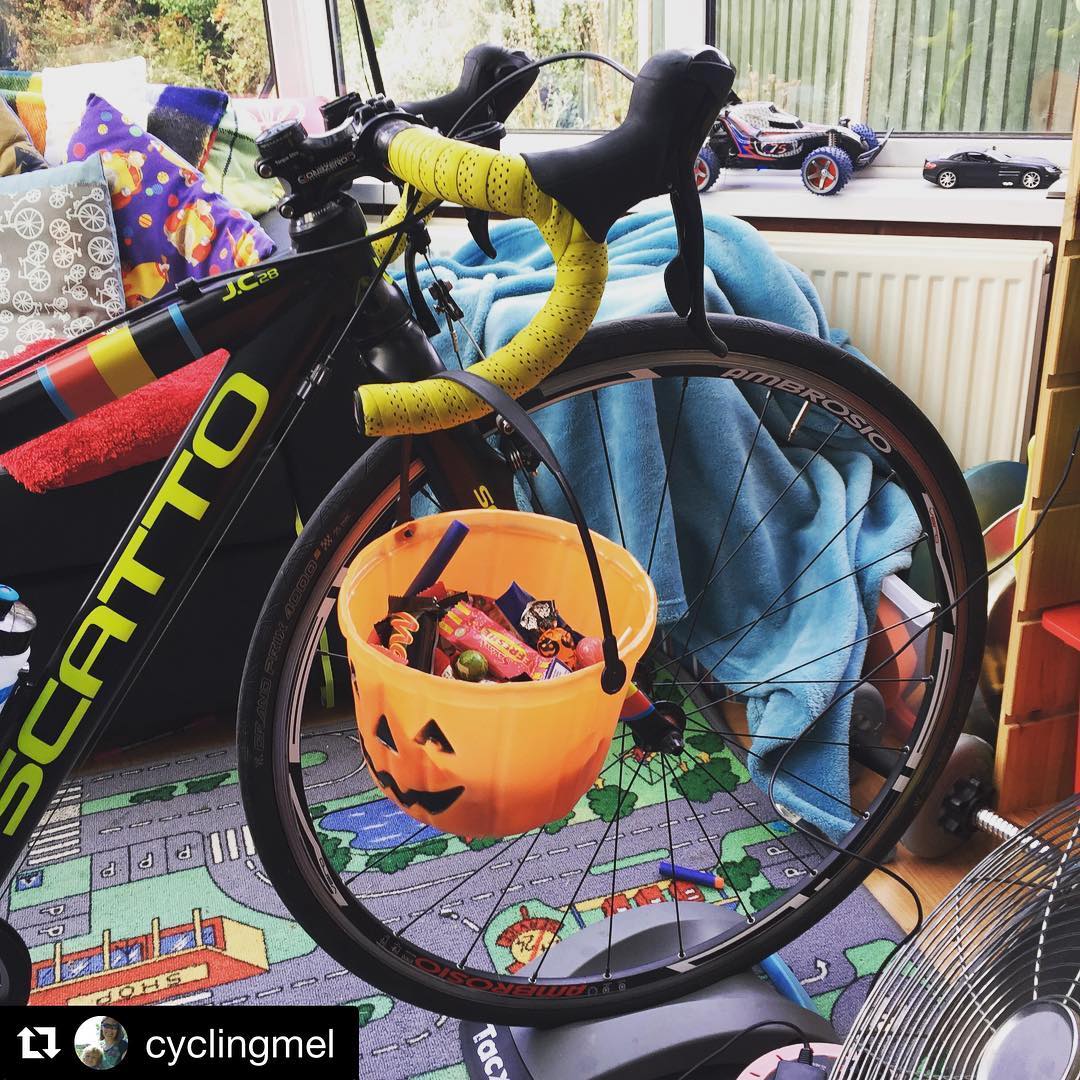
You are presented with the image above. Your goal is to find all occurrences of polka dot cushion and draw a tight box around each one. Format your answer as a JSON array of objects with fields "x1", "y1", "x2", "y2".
[{"x1": 67, "y1": 94, "x2": 274, "y2": 307}]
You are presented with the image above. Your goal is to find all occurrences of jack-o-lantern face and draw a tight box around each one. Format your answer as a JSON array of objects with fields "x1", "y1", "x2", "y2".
[
  {"x1": 359, "y1": 713, "x2": 465, "y2": 815},
  {"x1": 347, "y1": 652, "x2": 614, "y2": 836}
]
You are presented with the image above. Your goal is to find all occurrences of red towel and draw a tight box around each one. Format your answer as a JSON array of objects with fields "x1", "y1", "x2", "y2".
[{"x1": 0, "y1": 340, "x2": 227, "y2": 493}]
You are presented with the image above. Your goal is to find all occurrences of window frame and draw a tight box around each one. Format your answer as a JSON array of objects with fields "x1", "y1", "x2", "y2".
[{"x1": 283, "y1": 0, "x2": 1075, "y2": 164}]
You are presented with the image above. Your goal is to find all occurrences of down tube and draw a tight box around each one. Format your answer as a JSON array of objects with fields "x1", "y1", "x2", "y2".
[{"x1": 0, "y1": 287, "x2": 344, "y2": 882}]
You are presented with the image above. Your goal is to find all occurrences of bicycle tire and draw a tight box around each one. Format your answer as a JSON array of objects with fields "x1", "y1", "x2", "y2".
[{"x1": 237, "y1": 313, "x2": 986, "y2": 1025}]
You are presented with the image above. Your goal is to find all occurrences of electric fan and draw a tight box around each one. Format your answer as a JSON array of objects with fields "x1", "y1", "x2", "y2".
[{"x1": 825, "y1": 794, "x2": 1080, "y2": 1080}]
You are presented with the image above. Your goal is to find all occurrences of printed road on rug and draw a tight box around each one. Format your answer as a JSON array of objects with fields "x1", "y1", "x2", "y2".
[{"x1": 8, "y1": 719, "x2": 901, "y2": 1079}]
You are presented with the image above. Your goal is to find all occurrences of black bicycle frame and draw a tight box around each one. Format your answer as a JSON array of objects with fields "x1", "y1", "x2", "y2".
[{"x1": 0, "y1": 204, "x2": 511, "y2": 888}]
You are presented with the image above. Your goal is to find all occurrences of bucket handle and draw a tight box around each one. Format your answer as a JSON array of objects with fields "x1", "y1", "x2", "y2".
[{"x1": 434, "y1": 369, "x2": 628, "y2": 696}]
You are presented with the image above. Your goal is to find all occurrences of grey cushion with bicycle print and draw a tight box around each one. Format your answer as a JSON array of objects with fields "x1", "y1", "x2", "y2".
[{"x1": 0, "y1": 156, "x2": 124, "y2": 360}]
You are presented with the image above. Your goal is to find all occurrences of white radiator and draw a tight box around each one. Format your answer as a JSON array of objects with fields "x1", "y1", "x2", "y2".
[{"x1": 761, "y1": 232, "x2": 1052, "y2": 469}]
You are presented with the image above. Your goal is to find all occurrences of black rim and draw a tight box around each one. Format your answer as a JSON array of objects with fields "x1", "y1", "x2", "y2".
[{"x1": 245, "y1": 333, "x2": 980, "y2": 1018}]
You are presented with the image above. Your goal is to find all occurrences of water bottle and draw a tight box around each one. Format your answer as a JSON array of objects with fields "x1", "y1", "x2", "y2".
[{"x1": 0, "y1": 585, "x2": 35, "y2": 715}]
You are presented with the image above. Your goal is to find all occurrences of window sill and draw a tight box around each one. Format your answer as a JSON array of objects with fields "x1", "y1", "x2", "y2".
[
  {"x1": 356, "y1": 167, "x2": 1067, "y2": 233},
  {"x1": 652, "y1": 168, "x2": 1068, "y2": 228}
]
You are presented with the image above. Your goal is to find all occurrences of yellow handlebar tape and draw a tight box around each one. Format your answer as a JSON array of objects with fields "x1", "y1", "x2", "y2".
[{"x1": 357, "y1": 126, "x2": 608, "y2": 437}]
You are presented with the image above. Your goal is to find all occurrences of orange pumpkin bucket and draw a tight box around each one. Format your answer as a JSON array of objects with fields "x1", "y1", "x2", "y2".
[{"x1": 338, "y1": 507, "x2": 658, "y2": 837}]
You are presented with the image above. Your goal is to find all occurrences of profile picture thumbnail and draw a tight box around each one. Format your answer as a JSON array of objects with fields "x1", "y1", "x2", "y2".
[{"x1": 74, "y1": 1016, "x2": 129, "y2": 1070}]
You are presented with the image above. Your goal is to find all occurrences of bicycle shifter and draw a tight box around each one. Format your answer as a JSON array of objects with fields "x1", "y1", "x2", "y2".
[
  {"x1": 523, "y1": 47, "x2": 736, "y2": 360},
  {"x1": 665, "y1": 167, "x2": 729, "y2": 358}
]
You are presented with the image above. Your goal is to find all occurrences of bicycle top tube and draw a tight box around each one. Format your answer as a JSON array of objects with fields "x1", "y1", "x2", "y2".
[{"x1": 0, "y1": 245, "x2": 352, "y2": 454}]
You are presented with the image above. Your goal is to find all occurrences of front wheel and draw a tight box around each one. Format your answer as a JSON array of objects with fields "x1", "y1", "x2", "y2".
[
  {"x1": 1021, "y1": 170, "x2": 1043, "y2": 189},
  {"x1": 237, "y1": 315, "x2": 985, "y2": 1025},
  {"x1": 847, "y1": 122, "x2": 879, "y2": 157}
]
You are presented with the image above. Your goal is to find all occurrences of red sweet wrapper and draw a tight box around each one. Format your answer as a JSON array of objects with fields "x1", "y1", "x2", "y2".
[{"x1": 438, "y1": 600, "x2": 551, "y2": 680}]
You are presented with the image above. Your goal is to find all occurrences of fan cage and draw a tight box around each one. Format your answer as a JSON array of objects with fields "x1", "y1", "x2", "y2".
[{"x1": 831, "y1": 794, "x2": 1080, "y2": 1079}]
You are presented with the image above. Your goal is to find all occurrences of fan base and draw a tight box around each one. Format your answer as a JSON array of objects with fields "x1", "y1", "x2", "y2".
[{"x1": 976, "y1": 1001, "x2": 1080, "y2": 1080}]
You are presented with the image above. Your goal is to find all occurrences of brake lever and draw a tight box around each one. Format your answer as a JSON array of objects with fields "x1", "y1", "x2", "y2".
[
  {"x1": 665, "y1": 169, "x2": 728, "y2": 358},
  {"x1": 454, "y1": 120, "x2": 507, "y2": 260},
  {"x1": 466, "y1": 210, "x2": 497, "y2": 258}
]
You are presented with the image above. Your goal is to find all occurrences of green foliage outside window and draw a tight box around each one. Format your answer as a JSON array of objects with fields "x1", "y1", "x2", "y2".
[
  {"x1": 2, "y1": 0, "x2": 270, "y2": 95},
  {"x1": 338, "y1": 0, "x2": 639, "y2": 130}
]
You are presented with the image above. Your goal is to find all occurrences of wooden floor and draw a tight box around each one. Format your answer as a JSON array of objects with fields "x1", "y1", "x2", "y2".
[
  {"x1": 864, "y1": 803, "x2": 1048, "y2": 930},
  {"x1": 864, "y1": 833, "x2": 997, "y2": 931}
]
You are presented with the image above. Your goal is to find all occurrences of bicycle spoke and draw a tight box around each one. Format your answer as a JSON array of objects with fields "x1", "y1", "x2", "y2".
[
  {"x1": 522, "y1": 466, "x2": 548, "y2": 516},
  {"x1": 661, "y1": 406, "x2": 841, "y2": 656},
  {"x1": 395, "y1": 830, "x2": 532, "y2": 938},
  {"x1": 459, "y1": 827, "x2": 548, "y2": 970},
  {"x1": 592, "y1": 390, "x2": 626, "y2": 550},
  {"x1": 646, "y1": 377, "x2": 689, "y2": 575},
  {"x1": 665, "y1": 470, "x2": 900, "y2": 704},
  {"x1": 654, "y1": 534, "x2": 927, "y2": 678},
  {"x1": 341, "y1": 821, "x2": 435, "y2": 887},
  {"x1": 671, "y1": 389, "x2": 776, "y2": 652},
  {"x1": 530, "y1": 757, "x2": 647, "y2": 982},
  {"x1": 316, "y1": 648, "x2": 352, "y2": 662},
  {"x1": 667, "y1": 758, "x2": 754, "y2": 917},
  {"x1": 680, "y1": 748, "x2": 819, "y2": 878},
  {"x1": 680, "y1": 716, "x2": 906, "y2": 754},
  {"x1": 667, "y1": 676, "x2": 932, "y2": 688},
  {"x1": 666, "y1": 607, "x2": 938, "y2": 714},
  {"x1": 660, "y1": 757, "x2": 685, "y2": 957},
  {"x1": 679, "y1": 722, "x2": 861, "y2": 816},
  {"x1": 604, "y1": 723, "x2": 629, "y2": 977}
]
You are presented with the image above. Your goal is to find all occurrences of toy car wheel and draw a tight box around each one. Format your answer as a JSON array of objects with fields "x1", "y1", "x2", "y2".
[
  {"x1": 848, "y1": 121, "x2": 879, "y2": 150},
  {"x1": 801, "y1": 146, "x2": 853, "y2": 195},
  {"x1": 1021, "y1": 170, "x2": 1043, "y2": 189},
  {"x1": 693, "y1": 146, "x2": 720, "y2": 193},
  {"x1": 937, "y1": 170, "x2": 958, "y2": 189}
]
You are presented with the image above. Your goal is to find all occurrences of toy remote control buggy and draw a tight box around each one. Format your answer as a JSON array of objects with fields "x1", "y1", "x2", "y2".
[{"x1": 694, "y1": 97, "x2": 889, "y2": 195}]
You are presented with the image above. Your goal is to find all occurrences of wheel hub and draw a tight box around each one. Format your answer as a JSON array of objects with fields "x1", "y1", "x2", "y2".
[
  {"x1": 976, "y1": 1001, "x2": 1080, "y2": 1080},
  {"x1": 627, "y1": 699, "x2": 686, "y2": 755}
]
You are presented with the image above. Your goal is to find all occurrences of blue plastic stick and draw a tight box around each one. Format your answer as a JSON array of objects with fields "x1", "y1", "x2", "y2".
[
  {"x1": 404, "y1": 519, "x2": 470, "y2": 596},
  {"x1": 759, "y1": 953, "x2": 817, "y2": 1011},
  {"x1": 659, "y1": 860, "x2": 724, "y2": 891}
]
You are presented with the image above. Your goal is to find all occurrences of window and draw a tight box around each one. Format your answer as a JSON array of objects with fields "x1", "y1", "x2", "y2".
[
  {"x1": 0, "y1": 1, "x2": 272, "y2": 96},
  {"x1": 714, "y1": 1, "x2": 1079, "y2": 133},
  {"x1": 336, "y1": 0, "x2": 641, "y2": 130}
]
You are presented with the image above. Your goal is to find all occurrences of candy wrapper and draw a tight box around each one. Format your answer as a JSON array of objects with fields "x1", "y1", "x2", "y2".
[
  {"x1": 375, "y1": 591, "x2": 464, "y2": 672},
  {"x1": 439, "y1": 600, "x2": 554, "y2": 681},
  {"x1": 495, "y1": 582, "x2": 581, "y2": 669}
]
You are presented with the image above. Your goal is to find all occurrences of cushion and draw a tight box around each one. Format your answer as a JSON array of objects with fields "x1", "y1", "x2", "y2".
[
  {"x1": 0, "y1": 158, "x2": 124, "y2": 360},
  {"x1": 68, "y1": 95, "x2": 274, "y2": 306},
  {"x1": 0, "y1": 89, "x2": 45, "y2": 155},
  {"x1": 202, "y1": 105, "x2": 284, "y2": 217},
  {"x1": 0, "y1": 98, "x2": 45, "y2": 175},
  {"x1": 0, "y1": 338, "x2": 228, "y2": 492},
  {"x1": 147, "y1": 84, "x2": 228, "y2": 170},
  {"x1": 42, "y1": 56, "x2": 148, "y2": 164}
]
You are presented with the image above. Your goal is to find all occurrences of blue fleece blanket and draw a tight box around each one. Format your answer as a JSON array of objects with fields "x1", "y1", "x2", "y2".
[{"x1": 402, "y1": 209, "x2": 920, "y2": 840}]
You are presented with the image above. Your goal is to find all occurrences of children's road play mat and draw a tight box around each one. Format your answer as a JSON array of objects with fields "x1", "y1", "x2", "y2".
[{"x1": 9, "y1": 718, "x2": 901, "y2": 1079}]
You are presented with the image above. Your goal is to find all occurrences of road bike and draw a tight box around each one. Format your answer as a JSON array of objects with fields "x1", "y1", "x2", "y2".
[{"x1": 0, "y1": 43, "x2": 986, "y2": 1023}]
